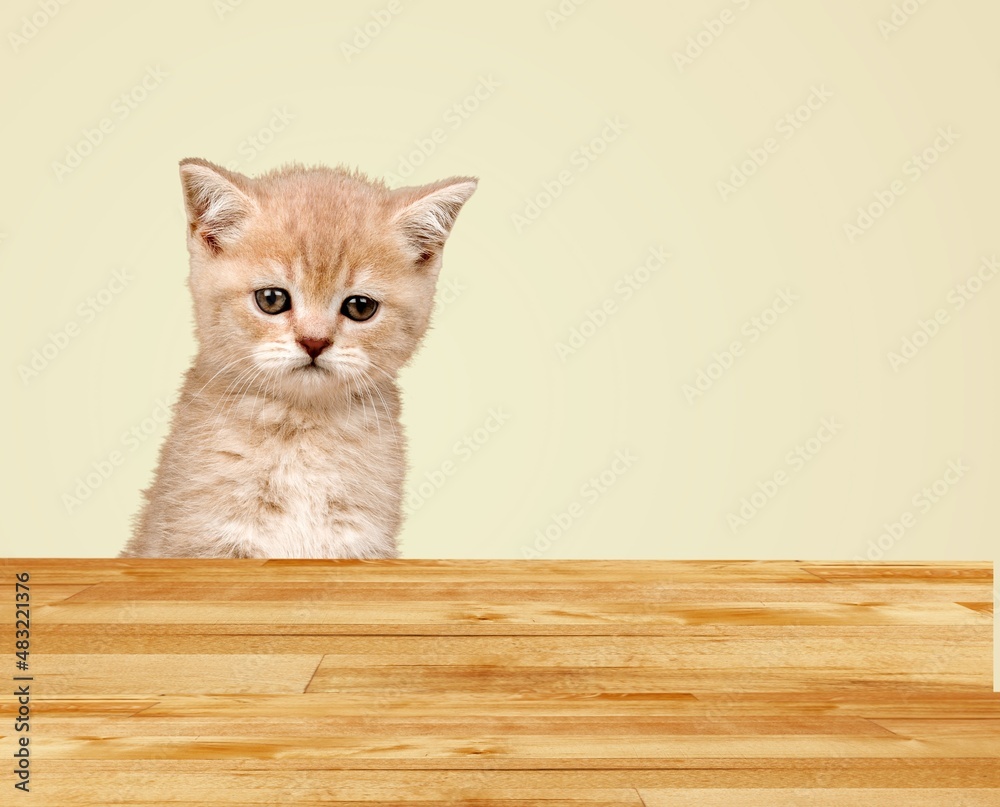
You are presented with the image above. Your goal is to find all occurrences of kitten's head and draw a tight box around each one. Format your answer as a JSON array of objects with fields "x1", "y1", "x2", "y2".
[{"x1": 178, "y1": 158, "x2": 476, "y2": 406}]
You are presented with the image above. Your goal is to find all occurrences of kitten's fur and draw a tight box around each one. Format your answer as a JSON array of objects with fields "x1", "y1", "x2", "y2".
[{"x1": 120, "y1": 159, "x2": 476, "y2": 558}]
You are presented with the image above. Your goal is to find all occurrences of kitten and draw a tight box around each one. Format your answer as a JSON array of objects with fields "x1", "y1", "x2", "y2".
[{"x1": 120, "y1": 158, "x2": 476, "y2": 558}]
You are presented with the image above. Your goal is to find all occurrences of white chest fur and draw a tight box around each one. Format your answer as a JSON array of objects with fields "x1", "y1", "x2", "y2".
[{"x1": 183, "y1": 396, "x2": 402, "y2": 559}]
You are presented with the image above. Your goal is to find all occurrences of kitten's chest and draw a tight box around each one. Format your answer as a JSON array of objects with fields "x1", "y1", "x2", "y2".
[
  {"x1": 168, "y1": 382, "x2": 404, "y2": 557},
  {"x1": 237, "y1": 427, "x2": 351, "y2": 513},
  {"x1": 208, "y1": 417, "x2": 399, "y2": 556}
]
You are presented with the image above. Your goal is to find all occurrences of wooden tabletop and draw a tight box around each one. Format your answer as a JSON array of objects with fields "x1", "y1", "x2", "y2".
[{"x1": 1, "y1": 559, "x2": 996, "y2": 805}]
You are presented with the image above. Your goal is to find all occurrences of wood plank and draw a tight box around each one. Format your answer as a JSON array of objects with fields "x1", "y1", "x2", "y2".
[
  {"x1": 26, "y1": 654, "x2": 323, "y2": 695},
  {"x1": 1, "y1": 557, "x2": 837, "y2": 582},
  {"x1": 15, "y1": 583, "x2": 96, "y2": 606},
  {"x1": 33, "y1": 715, "x2": 897, "y2": 738},
  {"x1": 302, "y1": 663, "x2": 989, "y2": 694},
  {"x1": 32, "y1": 734, "x2": 1000, "y2": 761},
  {"x1": 800, "y1": 562, "x2": 993, "y2": 581},
  {"x1": 22, "y1": 761, "x2": 1000, "y2": 807},
  {"x1": 32, "y1": 600, "x2": 991, "y2": 629},
  {"x1": 107, "y1": 691, "x2": 1000, "y2": 720},
  {"x1": 640, "y1": 790, "x2": 1000, "y2": 806},
  {"x1": 28, "y1": 758, "x2": 1000, "y2": 778},
  {"x1": 58, "y1": 581, "x2": 993, "y2": 604},
  {"x1": 867, "y1": 718, "x2": 1000, "y2": 738},
  {"x1": 32, "y1": 623, "x2": 993, "y2": 648},
  {"x1": 28, "y1": 631, "x2": 992, "y2": 665}
]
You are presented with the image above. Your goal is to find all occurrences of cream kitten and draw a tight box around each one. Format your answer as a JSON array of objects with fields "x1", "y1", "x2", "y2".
[{"x1": 120, "y1": 158, "x2": 476, "y2": 558}]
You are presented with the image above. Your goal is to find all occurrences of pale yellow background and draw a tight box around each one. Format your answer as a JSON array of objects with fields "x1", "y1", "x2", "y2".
[{"x1": 2, "y1": 0, "x2": 997, "y2": 588}]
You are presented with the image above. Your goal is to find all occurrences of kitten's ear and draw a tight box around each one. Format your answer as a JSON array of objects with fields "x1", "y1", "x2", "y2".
[
  {"x1": 179, "y1": 158, "x2": 258, "y2": 252},
  {"x1": 392, "y1": 177, "x2": 478, "y2": 265}
]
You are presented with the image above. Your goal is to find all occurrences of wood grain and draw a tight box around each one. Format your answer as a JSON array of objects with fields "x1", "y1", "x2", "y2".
[{"x1": 1, "y1": 558, "x2": 996, "y2": 805}]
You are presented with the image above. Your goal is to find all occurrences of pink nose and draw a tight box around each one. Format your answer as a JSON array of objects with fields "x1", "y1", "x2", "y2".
[{"x1": 298, "y1": 337, "x2": 331, "y2": 359}]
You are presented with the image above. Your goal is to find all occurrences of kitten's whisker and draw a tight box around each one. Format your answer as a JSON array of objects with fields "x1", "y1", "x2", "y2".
[
  {"x1": 247, "y1": 367, "x2": 267, "y2": 428},
  {"x1": 336, "y1": 360, "x2": 400, "y2": 445},
  {"x1": 208, "y1": 357, "x2": 270, "y2": 414},
  {"x1": 262, "y1": 366, "x2": 283, "y2": 425},
  {"x1": 202, "y1": 363, "x2": 262, "y2": 433},
  {"x1": 180, "y1": 352, "x2": 261, "y2": 414},
  {"x1": 346, "y1": 369, "x2": 371, "y2": 437},
  {"x1": 250, "y1": 369, "x2": 275, "y2": 430},
  {"x1": 211, "y1": 364, "x2": 268, "y2": 435},
  {"x1": 343, "y1": 371, "x2": 354, "y2": 423},
  {"x1": 363, "y1": 361, "x2": 399, "y2": 385},
  {"x1": 360, "y1": 372, "x2": 398, "y2": 446},
  {"x1": 361, "y1": 375, "x2": 383, "y2": 445},
  {"x1": 359, "y1": 379, "x2": 371, "y2": 436},
  {"x1": 224, "y1": 364, "x2": 271, "y2": 433},
  {"x1": 249, "y1": 364, "x2": 279, "y2": 428}
]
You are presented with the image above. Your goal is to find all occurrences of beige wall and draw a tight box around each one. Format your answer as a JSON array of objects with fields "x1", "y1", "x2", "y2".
[{"x1": 2, "y1": 0, "x2": 997, "y2": 590}]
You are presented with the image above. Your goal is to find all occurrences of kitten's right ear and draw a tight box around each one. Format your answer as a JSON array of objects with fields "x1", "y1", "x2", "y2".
[
  {"x1": 391, "y1": 176, "x2": 478, "y2": 266},
  {"x1": 179, "y1": 158, "x2": 258, "y2": 253}
]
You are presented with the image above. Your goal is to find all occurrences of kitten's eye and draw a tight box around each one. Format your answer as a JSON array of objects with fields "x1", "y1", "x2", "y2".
[
  {"x1": 341, "y1": 295, "x2": 379, "y2": 322},
  {"x1": 255, "y1": 288, "x2": 291, "y2": 315}
]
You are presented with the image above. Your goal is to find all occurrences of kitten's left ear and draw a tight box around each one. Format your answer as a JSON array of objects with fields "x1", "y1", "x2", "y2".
[{"x1": 392, "y1": 177, "x2": 478, "y2": 265}]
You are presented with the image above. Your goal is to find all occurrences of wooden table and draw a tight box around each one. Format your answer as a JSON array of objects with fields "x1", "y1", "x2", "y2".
[{"x1": 2, "y1": 559, "x2": 997, "y2": 805}]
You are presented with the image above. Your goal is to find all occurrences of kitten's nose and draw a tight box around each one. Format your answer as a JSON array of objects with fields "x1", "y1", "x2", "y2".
[{"x1": 298, "y1": 337, "x2": 331, "y2": 359}]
